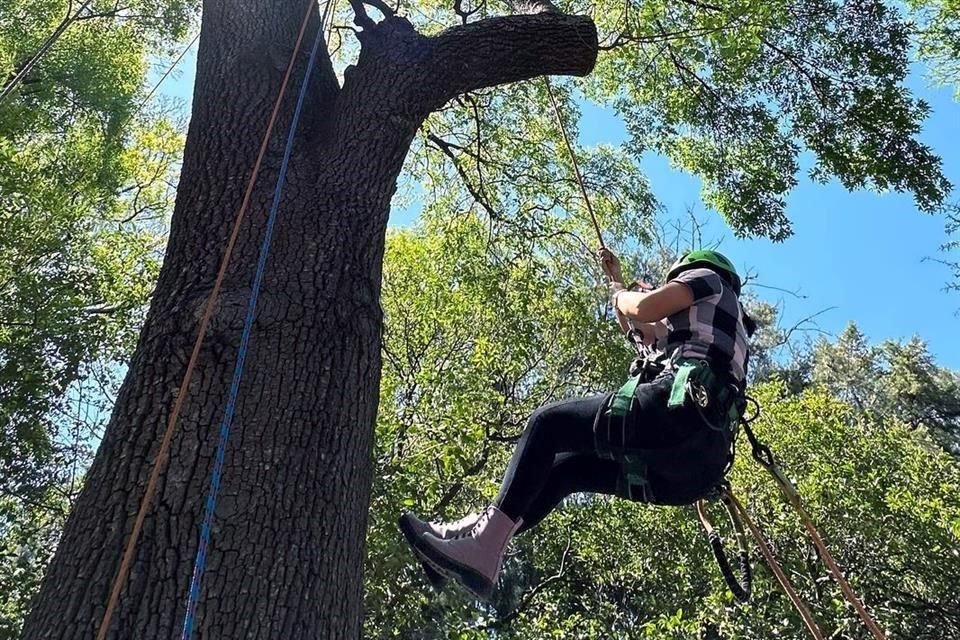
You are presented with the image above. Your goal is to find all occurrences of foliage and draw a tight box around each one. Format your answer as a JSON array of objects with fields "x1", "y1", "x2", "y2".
[
  {"x1": 3, "y1": 0, "x2": 958, "y2": 634},
  {"x1": 938, "y1": 202, "x2": 960, "y2": 303},
  {"x1": 0, "y1": 492, "x2": 66, "y2": 640},
  {"x1": 366, "y1": 216, "x2": 960, "y2": 639},
  {"x1": 766, "y1": 323, "x2": 960, "y2": 454},
  {"x1": 366, "y1": 211, "x2": 635, "y2": 638},
  {"x1": 0, "y1": 0, "x2": 193, "y2": 632},
  {"x1": 374, "y1": 0, "x2": 954, "y2": 246},
  {"x1": 909, "y1": 0, "x2": 960, "y2": 97}
]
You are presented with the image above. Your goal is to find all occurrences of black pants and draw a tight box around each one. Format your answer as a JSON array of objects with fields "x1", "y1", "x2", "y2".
[{"x1": 495, "y1": 374, "x2": 730, "y2": 533}]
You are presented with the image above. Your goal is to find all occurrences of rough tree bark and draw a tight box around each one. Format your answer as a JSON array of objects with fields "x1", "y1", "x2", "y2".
[{"x1": 22, "y1": 1, "x2": 596, "y2": 638}]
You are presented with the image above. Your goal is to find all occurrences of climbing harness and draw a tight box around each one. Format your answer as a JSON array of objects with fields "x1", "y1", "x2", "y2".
[
  {"x1": 592, "y1": 373, "x2": 651, "y2": 500},
  {"x1": 96, "y1": 2, "x2": 329, "y2": 639},
  {"x1": 593, "y1": 351, "x2": 742, "y2": 501},
  {"x1": 545, "y1": 76, "x2": 887, "y2": 639}
]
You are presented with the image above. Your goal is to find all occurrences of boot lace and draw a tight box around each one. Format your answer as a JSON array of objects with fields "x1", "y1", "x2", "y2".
[
  {"x1": 451, "y1": 507, "x2": 493, "y2": 540},
  {"x1": 432, "y1": 512, "x2": 477, "y2": 537}
]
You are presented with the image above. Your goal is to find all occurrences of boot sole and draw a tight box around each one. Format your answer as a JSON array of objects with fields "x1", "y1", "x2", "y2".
[
  {"x1": 398, "y1": 514, "x2": 447, "y2": 589},
  {"x1": 410, "y1": 534, "x2": 495, "y2": 600}
]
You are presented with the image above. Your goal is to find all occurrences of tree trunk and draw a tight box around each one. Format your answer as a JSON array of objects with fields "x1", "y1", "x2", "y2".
[{"x1": 22, "y1": 1, "x2": 596, "y2": 638}]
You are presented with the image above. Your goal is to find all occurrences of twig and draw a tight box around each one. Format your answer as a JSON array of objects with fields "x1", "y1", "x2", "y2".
[
  {"x1": 748, "y1": 282, "x2": 810, "y2": 300},
  {"x1": 426, "y1": 132, "x2": 502, "y2": 220},
  {"x1": 777, "y1": 306, "x2": 837, "y2": 346},
  {"x1": 485, "y1": 526, "x2": 574, "y2": 629}
]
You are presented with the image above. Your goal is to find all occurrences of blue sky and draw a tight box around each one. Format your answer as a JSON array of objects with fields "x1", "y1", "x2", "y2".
[
  {"x1": 158, "y1": 45, "x2": 960, "y2": 368},
  {"x1": 577, "y1": 77, "x2": 960, "y2": 368}
]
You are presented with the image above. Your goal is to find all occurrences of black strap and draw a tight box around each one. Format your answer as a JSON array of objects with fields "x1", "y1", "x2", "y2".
[
  {"x1": 697, "y1": 487, "x2": 753, "y2": 602},
  {"x1": 592, "y1": 392, "x2": 616, "y2": 461},
  {"x1": 593, "y1": 385, "x2": 655, "y2": 501}
]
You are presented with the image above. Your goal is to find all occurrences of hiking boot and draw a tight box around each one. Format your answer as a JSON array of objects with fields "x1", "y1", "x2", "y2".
[
  {"x1": 412, "y1": 506, "x2": 521, "y2": 600},
  {"x1": 398, "y1": 511, "x2": 480, "y2": 588}
]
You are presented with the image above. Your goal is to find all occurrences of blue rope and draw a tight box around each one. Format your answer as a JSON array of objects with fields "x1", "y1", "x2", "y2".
[{"x1": 179, "y1": 21, "x2": 327, "y2": 640}]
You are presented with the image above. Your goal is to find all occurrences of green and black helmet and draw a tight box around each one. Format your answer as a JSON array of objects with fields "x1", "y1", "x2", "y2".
[{"x1": 666, "y1": 250, "x2": 742, "y2": 295}]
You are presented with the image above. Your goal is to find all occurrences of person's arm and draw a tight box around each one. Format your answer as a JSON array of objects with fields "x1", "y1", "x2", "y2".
[
  {"x1": 613, "y1": 287, "x2": 659, "y2": 341},
  {"x1": 613, "y1": 308, "x2": 633, "y2": 336},
  {"x1": 610, "y1": 282, "x2": 694, "y2": 323},
  {"x1": 623, "y1": 320, "x2": 662, "y2": 346},
  {"x1": 598, "y1": 247, "x2": 691, "y2": 328}
]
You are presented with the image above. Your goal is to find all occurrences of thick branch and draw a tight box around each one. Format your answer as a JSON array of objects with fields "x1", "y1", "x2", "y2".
[
  {"x1": 348, "y1": 0, "x2": 376, "y2": 29},
  {"x1": 425, "y1": 13, "x2": 597, "y2": 106}
]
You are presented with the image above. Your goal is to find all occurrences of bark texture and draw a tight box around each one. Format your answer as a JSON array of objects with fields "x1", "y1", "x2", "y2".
[{"x1": 22, "y1": 1, "x2": 596, "y2": 638}]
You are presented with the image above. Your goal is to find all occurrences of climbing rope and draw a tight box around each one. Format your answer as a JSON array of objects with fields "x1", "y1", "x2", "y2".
[
  {"x1": 725, "y1": 489, "x2": 827, "y2": 640},
  {"x1": 135, "y1": 32, "x2": 201, "y2": 115},
  {"x1": 543, "y1": 78, "x2": 606, "y2": 250},
  {"x1": 544, "y1": 76, "x2": 654, "y2": 358},
  {"x1": 96, "y1": 2, "x2": 321, "y2": 638},
  {"x1": 741, "y1": 421, "x2": 888, "y2": 640},
  {"x1": 180, "y1": 8, "x2": 329, "y2": 639}
]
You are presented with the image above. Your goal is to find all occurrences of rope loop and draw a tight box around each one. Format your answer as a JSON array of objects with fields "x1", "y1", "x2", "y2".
[
  {"x1": 741, "y1": 420, "x2": 774, "y2": 468},
  {"x1": 696, "y1": 482, "x2": 753, "y2": 603},
  {"x1": 741, "y1": 395, "x2": 761, "y2": 424}
]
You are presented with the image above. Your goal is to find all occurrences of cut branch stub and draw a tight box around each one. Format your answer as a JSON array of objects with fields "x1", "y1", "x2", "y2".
[{"x1": 425, "y1": 13, "x2": 598, "y2": 106}]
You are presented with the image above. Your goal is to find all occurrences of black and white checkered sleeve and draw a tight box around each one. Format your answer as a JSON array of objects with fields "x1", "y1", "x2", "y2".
[{"x1": 672, "y1": 268, "x2": 723, "y2": 301}]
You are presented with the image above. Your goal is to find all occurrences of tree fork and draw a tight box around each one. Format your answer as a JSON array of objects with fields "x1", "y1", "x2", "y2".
[{"x1": 23, "y1": 2, "x2": 597, "y2": 638}]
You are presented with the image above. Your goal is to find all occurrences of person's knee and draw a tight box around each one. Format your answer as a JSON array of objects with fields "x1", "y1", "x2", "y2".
[
  {"x1": 522, "y1": 396, "x2": 599, "y2": 455},
  {"x1": 524, "y1": 402, "x2": 561, "y2": 440},
  {"x1": 550, "y1": 455, "x2": 596, "y2": 494}
]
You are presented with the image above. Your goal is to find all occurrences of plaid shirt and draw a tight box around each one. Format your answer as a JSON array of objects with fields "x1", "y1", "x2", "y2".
[{"x1": 662, "y1": 268, "x2": 749, "y2": 381}]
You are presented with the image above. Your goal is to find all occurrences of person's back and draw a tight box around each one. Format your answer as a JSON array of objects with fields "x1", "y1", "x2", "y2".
[{"x1": 663, "y1": 267, "x2": 749, "y2": 381}]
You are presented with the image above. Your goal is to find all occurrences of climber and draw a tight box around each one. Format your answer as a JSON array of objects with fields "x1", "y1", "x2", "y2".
[{"x1": 399, "y1": 249, "x2": 757, "y2": 600}]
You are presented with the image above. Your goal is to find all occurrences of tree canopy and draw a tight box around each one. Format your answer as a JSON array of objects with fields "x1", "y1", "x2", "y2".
[
  {"x1": 3, "y1": 0, "x2": 960, "y2": 637},
  {"x1": 909, "y1": 0, "x2": 960, "y2": 97},
  {"x1": 367, "y1": 216, "x2": 960, "y2": 639},
  {"x1": 0, "y1": 0, "x2": 193, "y2": 633},
  {"x1": 385, "y1": 0, "x2": 952, "y2": 246}
]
